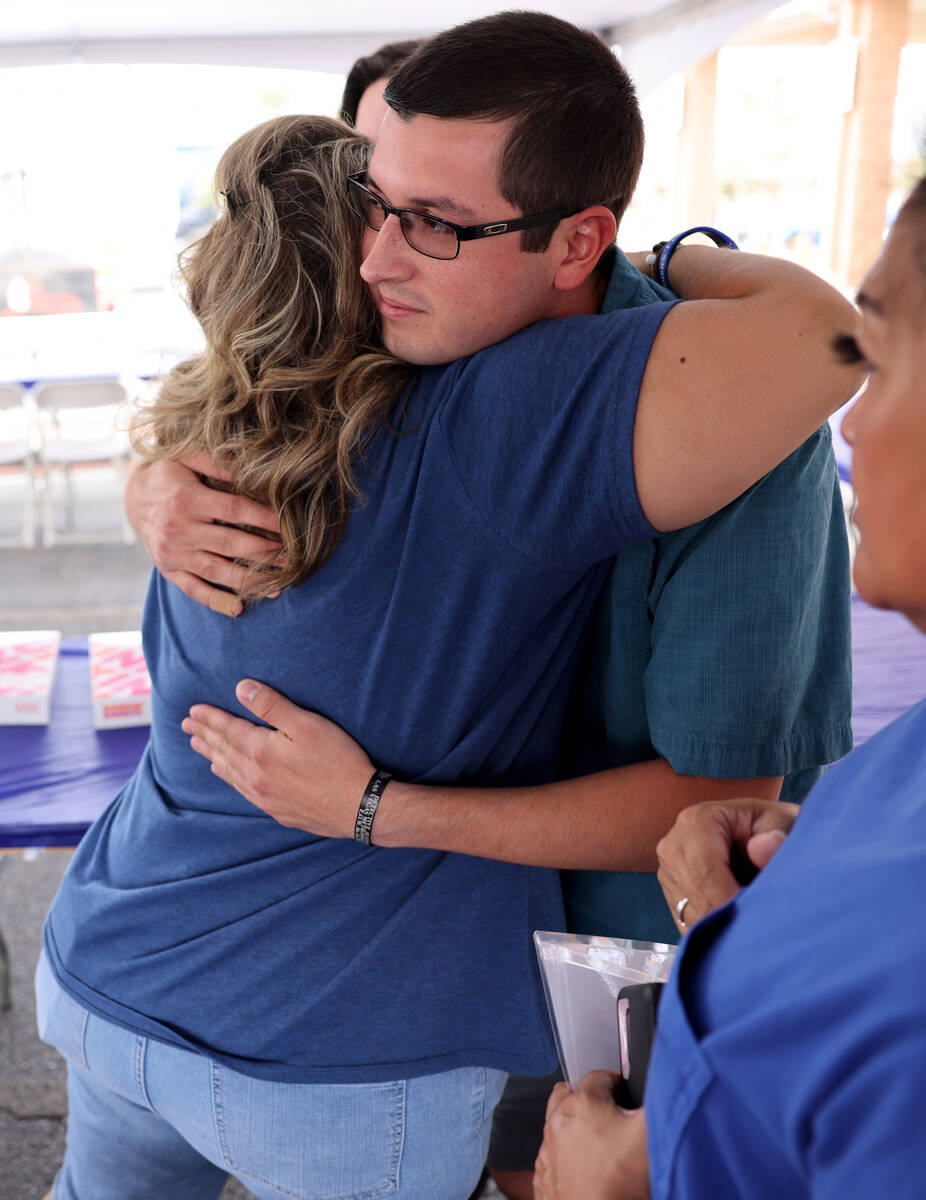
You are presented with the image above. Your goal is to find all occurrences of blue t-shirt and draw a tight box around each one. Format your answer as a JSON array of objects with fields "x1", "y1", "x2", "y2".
[
  {"x1": 562, "y1": 249, "x2": 852, "y2": 944},
  {"x1": 44, "y1": 303, "x2": 673, "y2": 1084},
  {"x1": 646, "y1": 696, "x2": 926, "y2": 1199}
]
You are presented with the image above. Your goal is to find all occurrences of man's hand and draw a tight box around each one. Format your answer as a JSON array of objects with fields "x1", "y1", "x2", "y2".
[
  {"x1": 656, "y1": 797, "x2": 799, "y2": 931},
  {"x1": 125, "y1": 455, "x2": 283, "y2": 616},
  {"x1": 182, "y1": 681, "x2": 373, "y2": 837},
  {"x1": 534, "y1": 1073, "x2": 650, "y2": 1200}
]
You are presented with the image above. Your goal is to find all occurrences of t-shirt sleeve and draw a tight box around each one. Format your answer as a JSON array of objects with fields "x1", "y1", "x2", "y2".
[
  {"x1": 641, "y1": 423, "x2": 853, "y2": 781},
  {"x1": 437, "y1": 303, "x2": 676, "y2": 571}
]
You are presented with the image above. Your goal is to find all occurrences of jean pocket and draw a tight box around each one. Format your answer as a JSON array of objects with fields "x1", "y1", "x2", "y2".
[
  {"x1": 34, "y1": 950, "x2": 89, "y2": 1070},
  {"x1": 211, "y1": 1066, "x2": 404, "y2": 1200}
]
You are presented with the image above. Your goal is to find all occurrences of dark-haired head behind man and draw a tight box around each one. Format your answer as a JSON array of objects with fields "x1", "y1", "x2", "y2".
[
  {"x1": 124, "y1": 13, "x2": 854, "y2": 1200},
  {"x1": 340, "y1": 38, "x2": 423, "y2": 138}
]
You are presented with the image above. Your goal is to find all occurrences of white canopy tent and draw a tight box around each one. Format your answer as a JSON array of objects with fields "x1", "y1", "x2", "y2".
[
  {"x1": 2, "y1": 0, "x2": 917, "y2": 291},
  {"x1": 0, "y1": 0, "x2": 784, "y2": 95}
]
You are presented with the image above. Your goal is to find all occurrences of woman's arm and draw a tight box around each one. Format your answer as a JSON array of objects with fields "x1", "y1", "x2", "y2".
[
  {"x1": 631, "y1": 246, "x2": 865, "y2": 531},
  {"x1": 656, "y1": 797, "x2": 799, "y2": 931}
]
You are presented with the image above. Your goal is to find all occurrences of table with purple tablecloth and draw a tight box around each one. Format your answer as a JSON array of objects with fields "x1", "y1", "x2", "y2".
[
  {"x1": 0, "y1": 638, "x2": 149, "y2": 847},
  {"x1": 1, "y1": 599, "x2": 925, "y2": 848},
  {"x1": 850, "y1": 592, "x2": 926, "y2": 744}
]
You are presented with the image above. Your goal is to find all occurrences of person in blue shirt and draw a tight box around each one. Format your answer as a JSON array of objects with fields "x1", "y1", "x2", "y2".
[
  {"x1": 533, "y1": 173, "x2": 926, "y2": 1200},
  {"x1": 152, "y1": 21, "x2": 851, "y2": 1198},
  {"x1": 121, "y1": 14, "x2": 854, "y2": 1195},
  {"x1": 36, "y1": 95, "x2": 859, "y2": 1200},
  {"x1": 130, "y1": 23, "x2": 850, "y2": 960}
]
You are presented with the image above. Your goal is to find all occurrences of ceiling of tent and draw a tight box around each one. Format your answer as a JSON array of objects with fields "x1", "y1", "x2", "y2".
[{"x1": 0, "y1": 0, "x2": 787, "y2": 93}]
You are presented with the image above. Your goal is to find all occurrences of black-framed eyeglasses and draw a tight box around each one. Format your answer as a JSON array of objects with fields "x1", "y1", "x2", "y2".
[{"x1": 347, "y1": 172, "x2": 581, "y2": 261}]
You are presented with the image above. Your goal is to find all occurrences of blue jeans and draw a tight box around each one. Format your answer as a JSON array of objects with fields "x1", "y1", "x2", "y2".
[{"x1": 36, "y1": 952, "x2": 506, "y2": 1200}]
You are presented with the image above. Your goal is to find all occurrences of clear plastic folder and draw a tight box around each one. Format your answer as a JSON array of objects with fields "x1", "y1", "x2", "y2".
[{"x1": 534, "y1": 930, "x2": 677, "y2": 1086}]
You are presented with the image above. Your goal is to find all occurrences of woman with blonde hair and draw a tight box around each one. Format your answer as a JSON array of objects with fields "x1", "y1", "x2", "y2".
[
  {"x1": 36, "y1": 108, "x2": 861, "y2": 1200},
  {"x1": 135, "y1": 113, "x2": 410, "y2": 597}
]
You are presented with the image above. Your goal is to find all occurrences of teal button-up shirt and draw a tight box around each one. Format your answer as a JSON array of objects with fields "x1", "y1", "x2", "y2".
[{"x1": 561, "y1": 247, "x2": 852, "y2": 943}]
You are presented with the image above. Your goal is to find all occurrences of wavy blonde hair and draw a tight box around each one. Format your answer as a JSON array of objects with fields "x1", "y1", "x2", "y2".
[{"x1": 132, "y1": 114, "x2": 411, "y2": 598}]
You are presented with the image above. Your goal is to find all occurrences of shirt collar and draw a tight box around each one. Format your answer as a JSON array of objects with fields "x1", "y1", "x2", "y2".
[{"x1": 600, "y1": 244, "x2": 678, "y2": 313}]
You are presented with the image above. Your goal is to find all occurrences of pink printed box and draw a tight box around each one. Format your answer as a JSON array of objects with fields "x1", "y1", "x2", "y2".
[
  {"x1": 89, "y1": 631, "x2": 151, "y2": 730},
  {"x1": 0, "y1": 630, "x2": 62, "y2": 725}
]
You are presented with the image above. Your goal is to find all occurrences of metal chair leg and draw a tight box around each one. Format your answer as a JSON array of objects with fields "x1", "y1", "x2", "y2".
[{"x1": 0, "y1": 927, "x2": 11, "y2": 1010}]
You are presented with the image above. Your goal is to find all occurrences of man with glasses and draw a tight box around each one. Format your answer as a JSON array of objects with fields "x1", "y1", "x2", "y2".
[{"x1": 126, "y1": 13, "x2": 851, "y2": 1197}]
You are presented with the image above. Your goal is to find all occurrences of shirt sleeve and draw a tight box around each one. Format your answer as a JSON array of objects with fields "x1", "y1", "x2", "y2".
[
  {"x1": 437, "y1": 303, "x2": 676, "y2": 571},
  {"x1": 641, "y1": 422, "x2": 853, "y2": 782}
]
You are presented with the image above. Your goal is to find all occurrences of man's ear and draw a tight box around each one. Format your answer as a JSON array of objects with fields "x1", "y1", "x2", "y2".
[{"x1": 552, "y1": 207, "x2": 617, "y2": 292}]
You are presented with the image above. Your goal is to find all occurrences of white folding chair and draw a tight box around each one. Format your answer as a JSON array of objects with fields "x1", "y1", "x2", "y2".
[
  {"x1": 0, "y1": 383, "x2": 39, "y2": 549},
  {"x1": 32, "y1": 378, "x2": 136, "y2": 547}
]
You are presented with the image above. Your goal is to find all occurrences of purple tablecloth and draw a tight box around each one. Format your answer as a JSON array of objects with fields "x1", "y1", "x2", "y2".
[{"x1": 1, "y1": 601, "x2": 924, "y2": 848}]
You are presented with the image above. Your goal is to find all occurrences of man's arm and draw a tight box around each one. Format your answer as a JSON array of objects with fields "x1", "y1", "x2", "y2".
[
  {"x1": 125, "y1": 455, "x2": 282, "y2": 614},
  {"x1": 182, "y1": 680, "x2": 782, "y2": 870},
  {"x1": 631, "y1": 246, "x2": 865, "y2": 531}
]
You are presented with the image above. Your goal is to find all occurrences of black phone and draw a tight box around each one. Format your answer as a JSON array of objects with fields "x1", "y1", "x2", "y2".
[{"x1": 614, "y1": 981, "x2": 664, "y2": 1109}]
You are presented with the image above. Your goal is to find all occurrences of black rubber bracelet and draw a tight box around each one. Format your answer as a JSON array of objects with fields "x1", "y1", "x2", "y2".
[
  {"x1": 654, "y1": 225, "x2": 739, "y2": 289},
  {"x1": 354, "y1": 770, "x2": 392, "y2": 845}
]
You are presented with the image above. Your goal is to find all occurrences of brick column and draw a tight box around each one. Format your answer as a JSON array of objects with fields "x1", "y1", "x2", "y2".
[
  {"x1": 674, "y1": 52, "x2": 718, "y2": 230},
  {"x1": 831, "y1": 0, "x2": 911, "y2": 289}
]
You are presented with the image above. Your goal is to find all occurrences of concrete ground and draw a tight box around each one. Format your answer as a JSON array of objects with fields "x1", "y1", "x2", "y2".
[{"x1": 0, "y1": 473, "x2": 501, "y2": 1198}]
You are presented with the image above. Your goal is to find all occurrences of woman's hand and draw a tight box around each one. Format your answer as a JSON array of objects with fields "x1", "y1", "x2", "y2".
[
  {"x1": 657, "y1": 797, "x2": 799, "y2": 931},
  {"x1": 534, "y1": 1073, "x2": 650, "y2": 1200}
]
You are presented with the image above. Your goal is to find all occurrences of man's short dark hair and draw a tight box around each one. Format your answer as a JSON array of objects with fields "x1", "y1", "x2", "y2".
[
  {"x1": 384, "y1": 11, "x2": 643, "y2": 252},
  {"x1": 341, "y1": 39, "x2": 424, "y2": 125}
]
